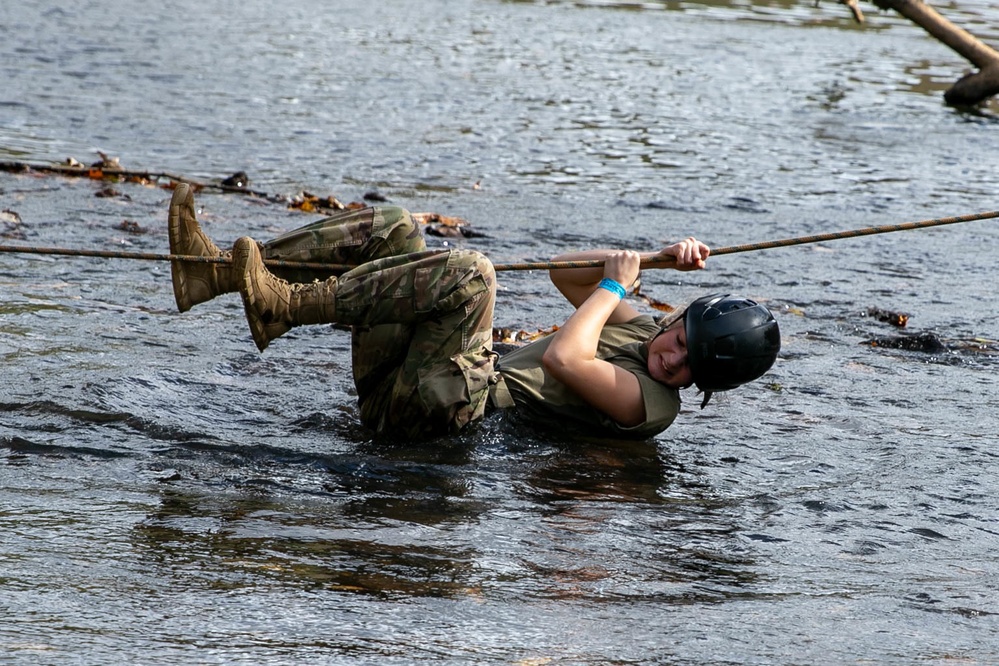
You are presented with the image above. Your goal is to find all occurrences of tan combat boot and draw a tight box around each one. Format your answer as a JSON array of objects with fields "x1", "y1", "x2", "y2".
[
  {"x1": 232, "y1": 236, "x2": 337, "y2": 352},
  {"x1": 168, "y1": 183, "x2": 236, "y2": 312}
]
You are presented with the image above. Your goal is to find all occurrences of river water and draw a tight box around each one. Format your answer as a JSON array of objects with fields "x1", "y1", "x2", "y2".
[{"x1": 1, "y1": 1, "x2": 998, "y2": 664}]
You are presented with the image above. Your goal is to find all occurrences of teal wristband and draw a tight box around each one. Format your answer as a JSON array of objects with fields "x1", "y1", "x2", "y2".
[{"x1": 597, "y1": 277, "x2": 627, "y2": 300}]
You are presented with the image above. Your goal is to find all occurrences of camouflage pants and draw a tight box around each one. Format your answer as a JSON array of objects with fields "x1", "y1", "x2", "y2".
[{"x1": 260, "y1": 206, "x2": 498, "y2": 439}]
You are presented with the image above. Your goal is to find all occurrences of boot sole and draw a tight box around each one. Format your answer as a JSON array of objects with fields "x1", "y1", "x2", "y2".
[
  {"x1": 233, "y1": 238, "x2": 272, "y2": 352},
  {"x1": 168, "y1": 184, "x2": 196, "y2": 313}
]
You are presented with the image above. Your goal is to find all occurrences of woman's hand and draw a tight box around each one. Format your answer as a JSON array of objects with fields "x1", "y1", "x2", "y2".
[
  {"x1": 658, "y1": 237, "x2": 710, "y2": 272},
  {"x1": 602, "y1": 250, "x2": 642, "y2": 288}
]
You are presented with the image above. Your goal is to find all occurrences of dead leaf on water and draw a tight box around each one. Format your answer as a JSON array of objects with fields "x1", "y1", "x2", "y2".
[
  {"x1": 413, "y1": 211, "x2": 484, "y2": 238},
  {"x1": 631, "y1": 288, "x2": 676, "y2": 313},
  {"x1": 288, "y1": 191, "x2": 361, "y2": 214}
]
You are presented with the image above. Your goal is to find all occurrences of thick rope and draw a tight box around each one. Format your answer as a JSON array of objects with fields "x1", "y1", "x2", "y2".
[
  {"x1": 0, "y1": 246, "x2": 343, "y2": 272},
  {"x1": 0, "y1": 209, "x2": 996, "y2": 272},
  {"x1": 512, "y1": 208, "x2": 999, "y2": 271}
]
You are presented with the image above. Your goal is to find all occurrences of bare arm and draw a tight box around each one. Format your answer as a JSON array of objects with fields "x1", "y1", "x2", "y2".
[{"x1": 543, "y1": 238, "x2": 710, "y2": 427}]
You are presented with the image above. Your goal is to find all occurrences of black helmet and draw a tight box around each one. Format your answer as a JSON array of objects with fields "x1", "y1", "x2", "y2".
[{"x1": 684, "y1": 294, "x2": 780, "y2": 407}]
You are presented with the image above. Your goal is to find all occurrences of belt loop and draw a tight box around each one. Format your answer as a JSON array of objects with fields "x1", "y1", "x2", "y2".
[{"x1": 488, "y1": 371, "x2": 515, "y2": 409}]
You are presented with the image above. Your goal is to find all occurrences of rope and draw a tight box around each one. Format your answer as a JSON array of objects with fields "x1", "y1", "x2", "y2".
[
  {"x1": 492, "y1": 208, "x2": 999, "y2": 270},
  {"x1": 709, "y1": 209, "x2": 999, "y2": 257},
  {"x1": 0, "y1": 245, "x2": 345, "y2": 271},
  {"x1": 485, "y1": 209, "x2": 999, "y2": 270},
  {"x1": 0, "y1": 209, "x2": 996, "y2": 272}
]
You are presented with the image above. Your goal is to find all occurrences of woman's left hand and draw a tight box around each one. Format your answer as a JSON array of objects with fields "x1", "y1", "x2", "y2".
[{"x1": 602, "y1": 250, "x2": 642, "y2": 287}]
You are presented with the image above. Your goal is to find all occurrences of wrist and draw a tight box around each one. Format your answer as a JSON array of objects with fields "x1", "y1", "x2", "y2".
[{"x1": 597, "y1": 277, "x2": 627, "y2": 300}]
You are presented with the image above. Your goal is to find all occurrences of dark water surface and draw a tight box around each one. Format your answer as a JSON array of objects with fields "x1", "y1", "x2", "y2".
[{"x1": 1, "y1": 0, "x2": 998, "y2": 663}]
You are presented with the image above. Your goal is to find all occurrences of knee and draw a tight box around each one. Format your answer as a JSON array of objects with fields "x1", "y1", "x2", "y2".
[
  {"x1": 372, "y1": 206, "x2": 425, "y2": 253},
  {"x1": 454, "y1": 250, "x2": 496, "y2": 308},
  {"x1": 454, "y1": 249, "x2": 495, "y2": 285},
  {"x1": 474, "y1": 252, "x2": 496, "y2": 290}
]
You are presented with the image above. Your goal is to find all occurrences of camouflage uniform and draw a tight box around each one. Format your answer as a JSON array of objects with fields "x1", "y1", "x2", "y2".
[{"x1": 260, "y1": 206, "x2": 499, "y2": 439}]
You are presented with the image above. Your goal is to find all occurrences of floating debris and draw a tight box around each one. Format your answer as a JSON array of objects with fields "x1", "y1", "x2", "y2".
[
  {"x1": 863, "y1": 331, "x2": 947, "y2": 353},
  {"x1": 84, "y1": 151, "x2": 126, "y2": 182},
  {"x1": 221, "y1": 171, "x2": 250, "y2": 189},
  {"x1": 95, "y1": 186, "x2": 126, "y2": 199},
  {"x1": 91, "y1": 151, "x2": 122, "y2": 170},
  {"x1": 287, "y1": 191, "x2": 357, "y2": 214},
  {"x1": 0, "y1": 159, "x2": 479, "y2": 236},
  {"x1": 116, "y1": 220, "x2": 146, "y2": 234},
  {"x1": 1, "y1": 208, "x2": 26, "y2": 240},
  {"x1": 952, "y1": 337, "x2": 999, "y2": 355},
  {"x1": 363, "y1": 191, "x2": 388, "y2": 202},
  {"x1": 412, "y1": 212, "x2": 483, "y2": 238},
  {"x1": 866, "y1": 306, "x2": 909, "y2": 328}
]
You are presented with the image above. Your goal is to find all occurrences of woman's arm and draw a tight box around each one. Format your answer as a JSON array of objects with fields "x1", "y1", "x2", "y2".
[{"x1": 542, "y1": 239, "x2": 710, "y2": 427}]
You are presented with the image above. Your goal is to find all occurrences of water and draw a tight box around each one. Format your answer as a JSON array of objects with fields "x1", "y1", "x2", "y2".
[{"x1": 1, "y1": 0, "x2": 998, "y2": 663}]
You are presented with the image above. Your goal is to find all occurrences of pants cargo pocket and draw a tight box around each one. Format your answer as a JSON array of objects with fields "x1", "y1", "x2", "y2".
[{"x1": 415, "y1": 350, "x2": 495, "y2": 434}]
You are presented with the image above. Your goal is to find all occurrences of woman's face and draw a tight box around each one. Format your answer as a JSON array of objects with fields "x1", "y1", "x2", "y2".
[{"x1": 647, "y1": 321, "x2": 694, "y2": 389}]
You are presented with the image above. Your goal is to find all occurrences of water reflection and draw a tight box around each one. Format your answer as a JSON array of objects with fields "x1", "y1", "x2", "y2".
[
  {"x1": 135, "y1": 439, "x2": 485, "y2": 598},
  {"x1": 489, "y1": 426, "x2": 760, "y2": 603},
  {"x1": 135, "y1": 488, "x2": 483, "y2": 598},
  {"x1": 128, "y1": 421, "x2": 762, "y2": 605}
]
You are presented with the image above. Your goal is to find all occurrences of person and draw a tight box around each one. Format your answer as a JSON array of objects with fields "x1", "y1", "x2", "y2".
[{"x1": 167, "y1": 183, "x2": 780, "y2": 440}]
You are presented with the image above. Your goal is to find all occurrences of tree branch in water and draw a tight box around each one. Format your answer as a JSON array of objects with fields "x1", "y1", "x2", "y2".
[{"x1": 836, "y1": 0, "x2": 999, "y2": 107}]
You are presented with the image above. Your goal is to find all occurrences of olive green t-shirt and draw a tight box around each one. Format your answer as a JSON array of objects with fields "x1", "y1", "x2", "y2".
[{"x1": 495, "y1": 315, "x2": 680, "y2": 439}]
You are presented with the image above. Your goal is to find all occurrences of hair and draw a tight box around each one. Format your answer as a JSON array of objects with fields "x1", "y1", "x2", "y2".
[{"x1": 650, "y1": 299, "x2": 693, "y2": 338}]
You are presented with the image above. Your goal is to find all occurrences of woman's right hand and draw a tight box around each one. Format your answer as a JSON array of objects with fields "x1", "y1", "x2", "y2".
[{"x1": 658, "y1": 237, "x2": 710, "y2": 271}]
